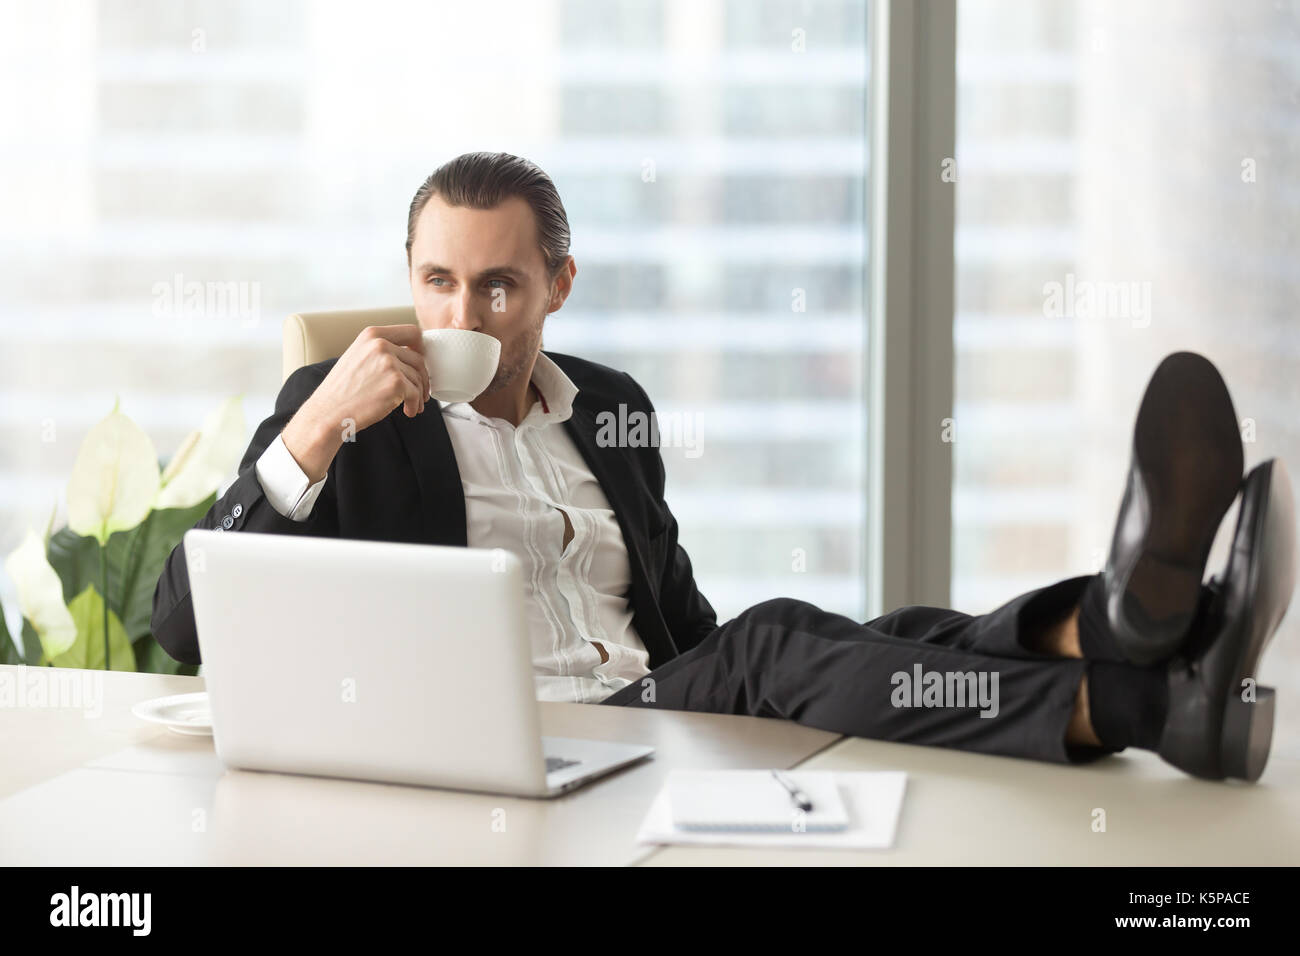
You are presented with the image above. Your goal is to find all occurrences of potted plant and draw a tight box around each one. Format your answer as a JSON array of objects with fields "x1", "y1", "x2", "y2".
[{"x1": 1, "y1": 397, "x2": 244, "y2": 674}]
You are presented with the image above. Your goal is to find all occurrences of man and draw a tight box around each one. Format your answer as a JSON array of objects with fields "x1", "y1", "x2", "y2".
[{"x1": 151, "y1": 151, "x2": 1296, "y2": 783}]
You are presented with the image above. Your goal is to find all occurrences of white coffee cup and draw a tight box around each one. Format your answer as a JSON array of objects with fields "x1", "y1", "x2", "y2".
[{"x1": 420, "y1": 329, "x2": 501, "y2": 403}]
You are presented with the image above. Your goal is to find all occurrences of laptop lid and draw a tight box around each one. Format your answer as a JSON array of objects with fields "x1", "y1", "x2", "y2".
[{"x1": 184, "y1": 528, "x2": 551, "y2": 795}]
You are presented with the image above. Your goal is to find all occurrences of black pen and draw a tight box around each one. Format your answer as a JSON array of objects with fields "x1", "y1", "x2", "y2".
[{"x1": 771, "y1": 769, "x2": 813, "y2": 812}]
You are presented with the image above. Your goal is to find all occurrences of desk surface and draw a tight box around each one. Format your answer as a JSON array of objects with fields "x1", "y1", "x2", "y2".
[
  {"x1": 640, "y1": 735, "x2": 1300, "y2": 865},
  {"x1": 3, "y1": 665, "x2": 1297, "y2": 865},
  {"x1": 0, "y1": 666, "x2": 837, "y2": 866}
]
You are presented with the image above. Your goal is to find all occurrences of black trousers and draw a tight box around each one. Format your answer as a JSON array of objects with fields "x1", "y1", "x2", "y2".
[{"x1": 601, "y1": 573, "x2": 1126, "y2": 766}]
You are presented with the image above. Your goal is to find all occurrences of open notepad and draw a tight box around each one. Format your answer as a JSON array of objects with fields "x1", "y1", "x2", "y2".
[
  {"x1": 637, "y1": 769, "x2": 908, "y2": 849},
  {"x1": 669, "y1": 770, "x2": 851, "y2": 831}
]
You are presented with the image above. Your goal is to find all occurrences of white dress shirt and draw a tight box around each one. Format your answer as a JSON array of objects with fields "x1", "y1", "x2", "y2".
[{"x1": 254, "y1": 352, "x2": 652, "y2": 703}]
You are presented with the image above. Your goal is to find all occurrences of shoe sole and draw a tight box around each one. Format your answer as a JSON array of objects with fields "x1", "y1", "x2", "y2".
[
  {"x1": 1220, "y1": 459, "x2": 1297, "y2": 781},
  {"x1": 1120, "y1": 352, "x2": 1243, "y2": 664},
  {"x1": 1222, "y1": 686, "x2": 1275, "y2": 782}
]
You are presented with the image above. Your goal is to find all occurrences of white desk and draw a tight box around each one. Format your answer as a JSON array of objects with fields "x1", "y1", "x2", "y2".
[
  {"x1": 4, "y1": 665, "x2": 1297, "y2": 865},
  {"x1": 0, "y1": 666, "x2": 837, "y2": 866},
  {"x1": 639, "y1": 735, "x2": 1300, "y2": 865}
]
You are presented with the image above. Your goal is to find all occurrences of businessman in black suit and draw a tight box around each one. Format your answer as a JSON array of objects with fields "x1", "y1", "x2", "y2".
[{"x1": 152, "y1": 151, "x2": 1296, "y2": 783}]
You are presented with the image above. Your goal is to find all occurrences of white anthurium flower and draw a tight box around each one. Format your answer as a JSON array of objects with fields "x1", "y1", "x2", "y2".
[
  {"x1": 154, "y1": 396, "x2": 246, "y2": 510},
  {"x1": 160, "y1": 429, "x2": 201, "y2": 486},
  {"x1": 66, "y1": 399, "x2": 161, "y2": 545},
  {"x1": 4, "y1": 528, "x2": 77, "y2": 660}
]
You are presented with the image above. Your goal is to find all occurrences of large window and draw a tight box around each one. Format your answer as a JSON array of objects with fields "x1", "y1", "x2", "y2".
[
  {"x1": 0, "y1": 0, "x2": 870, "y2": 643},
  {"x1": 954, "y1": 0, "x2": 1300, "y2": 755}
]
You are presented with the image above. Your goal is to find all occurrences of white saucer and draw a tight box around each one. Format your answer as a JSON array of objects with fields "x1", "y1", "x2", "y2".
[{"x1": 132, "y1": 691, "x2": 213, "y2": 736}]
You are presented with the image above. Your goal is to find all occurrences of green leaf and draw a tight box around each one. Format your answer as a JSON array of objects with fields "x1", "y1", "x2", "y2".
[
  {"x1": 114, "y1": 496, "x2": 215, "y2": 642},
  {"x1": 132, "y1": 634, "x2": 199, "y2": 676},
  {"x1": 46, "y1": 526, "x2": 100, "y2": 607},
  {"x1": 67, "y1": 400, "x2": 161, "y2": 545},
  {"x1": 21, "y1": 619, "x2": 42, "y2": 666},
  {"x1": 0, "y1": 595, "x2": 22, "y2": 666},
  {"x1": 50, "y1": 585, "x2": 135, "y2": 671},
  {"x1": 46, "y1": 494, "x2": 215, "y2": 645}
]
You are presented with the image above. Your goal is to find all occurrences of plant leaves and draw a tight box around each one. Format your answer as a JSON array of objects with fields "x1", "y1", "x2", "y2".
[
  {"x1": 46, "y1": 525, "x2": 100, "y2": 607},
  {"x1": 67, "y1": 400, "x2": 161, "y2": 545},
  {"x1": 21, "y1": 619, "x2": 42, "y2": 666},
  {"x1": 46, "y1": 494, "x2": 216, "y2": 645},
  {"x1": 132, "y1": 634, "x2": 199, "y2": 676},
  {"x1": 4, "y1": 528, "x2": 77, "y2": 659},
  {"x1": 50, "y1": 585, "x2": 135, "y2": 671},
  {"x1": 116, "y1": 496, "x2": 216, "y2": 642},
  {"x1": 154, "y1": 396, "x2": 245, "y2": 510}
]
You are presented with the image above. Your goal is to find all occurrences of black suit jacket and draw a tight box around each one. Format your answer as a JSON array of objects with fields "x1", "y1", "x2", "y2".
[{"x1": 150, "y1": 351, "x2": 718, "y2": 669}]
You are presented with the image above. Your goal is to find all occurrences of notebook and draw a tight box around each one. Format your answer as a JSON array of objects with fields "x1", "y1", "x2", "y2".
[
  {"x1": 668, "y1": 769, "x2": 850, "y2": 832},
  {"x1": 638, "y1": 770, "x2": 907, "y2": 849}
]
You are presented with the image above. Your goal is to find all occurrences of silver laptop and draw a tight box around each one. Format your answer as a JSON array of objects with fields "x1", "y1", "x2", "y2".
[{"x1": 183, "y1": 528, "x2": 654, "y2": 797}]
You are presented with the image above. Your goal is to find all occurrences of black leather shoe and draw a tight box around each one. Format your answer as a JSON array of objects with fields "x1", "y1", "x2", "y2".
[
  {"x1": 1100, "y1": 352, "x2": 1244, "y2": 666},
  {"x1": 1158, "y1": 458, "x2": 1297, "y2": 782}
]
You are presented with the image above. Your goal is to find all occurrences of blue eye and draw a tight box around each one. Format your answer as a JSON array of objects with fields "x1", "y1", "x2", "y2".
[
  {"x1": 427, "y1": 276, "x2": 446, "y2": 286},
  {"x1": 486, "y1": 279, "x2": 508, "y2": 289}
]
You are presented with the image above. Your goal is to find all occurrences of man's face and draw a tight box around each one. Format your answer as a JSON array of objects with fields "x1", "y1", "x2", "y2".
[{"x1": 408, "y1": 193, "x2": 573, "y2": 397}]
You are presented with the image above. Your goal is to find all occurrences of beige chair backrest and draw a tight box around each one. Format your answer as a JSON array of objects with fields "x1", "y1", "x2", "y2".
[{"x1": 281, "y1": 306, "x2": 418, "y2": 383}]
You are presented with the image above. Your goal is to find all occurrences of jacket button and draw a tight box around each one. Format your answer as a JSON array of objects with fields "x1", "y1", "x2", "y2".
[
  {"x1": 232, "y1": 503, "x2": 243, "y2": 518},
  {"x1": 221, "y1": 514, "x2": 234, "y2": 530}
]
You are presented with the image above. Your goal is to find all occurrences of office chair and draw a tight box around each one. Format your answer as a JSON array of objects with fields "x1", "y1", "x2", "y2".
[{"x1": 281, "y1": 306, "x2": 417, "y2": 382}]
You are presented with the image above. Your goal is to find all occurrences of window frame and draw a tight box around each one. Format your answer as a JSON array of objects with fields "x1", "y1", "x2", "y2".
[{"x1": 865, "y1": 0, "x2": 957, "y2": 616}]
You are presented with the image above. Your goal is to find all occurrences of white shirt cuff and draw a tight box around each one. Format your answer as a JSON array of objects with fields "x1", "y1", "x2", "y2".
[{"x1": 255, "y1": 433, "x2": 327, "y2": 521}]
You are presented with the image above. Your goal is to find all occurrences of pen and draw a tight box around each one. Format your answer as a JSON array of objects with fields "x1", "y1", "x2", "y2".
[{"x1": 771, "y1": 769, "x2": 814, "y2": 812}]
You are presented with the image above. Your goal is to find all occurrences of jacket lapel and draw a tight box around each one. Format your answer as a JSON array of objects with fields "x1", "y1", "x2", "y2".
[
  {"x1": 563, "y1": 406, "x2": 650, "y2": 569},
  {"x1": 392, "y1": 408, "x2": 468, "y2": 547}
]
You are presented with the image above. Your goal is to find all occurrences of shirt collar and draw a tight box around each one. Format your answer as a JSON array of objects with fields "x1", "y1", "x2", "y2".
[{"x1": 439, "y1": 351, "x2": 577, "y2": 426}]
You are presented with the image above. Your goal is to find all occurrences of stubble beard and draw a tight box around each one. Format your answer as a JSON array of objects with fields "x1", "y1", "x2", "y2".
[{"x1": 479, "y1": 306, "x2": 546, "y2": 397}]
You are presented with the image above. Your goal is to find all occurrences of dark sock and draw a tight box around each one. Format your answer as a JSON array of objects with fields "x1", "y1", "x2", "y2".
[
  {"x1": 1077, "y1": 573, "x2": 1129, "y2": 662},
  {"x1": 1087, "y1": 660, "x2": 1169, "y2": 751}
]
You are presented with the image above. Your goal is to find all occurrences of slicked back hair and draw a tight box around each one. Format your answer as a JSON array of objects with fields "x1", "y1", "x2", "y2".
[{"x1": 405, "y1": 151, "x2": 571, "y2": 278}]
